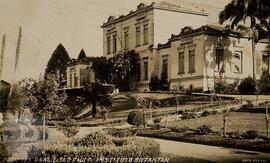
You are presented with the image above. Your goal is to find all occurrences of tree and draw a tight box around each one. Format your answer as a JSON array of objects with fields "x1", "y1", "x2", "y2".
[
  {"x1": 91, "y1": 57, "x2": 113, "y2": 84},
  {"x1": 149, "y1": 72, "x2": 160, "y2": 91},
  {"x1": 219, "y1": 0, "x2": 270, "y2": 75},
  {"x1": 84, "y1": 83, "x2": 112, "y2": 118},
  {"x1": 31, "y1": 74, "x2": 68, "y2": 140},
  {"x1": 77, "y1": 49, "x2": 87, "y2": 60},
  {"x1": 160, "y1": 72, "x2": 170, "y2": 91},
  {"x1": 258, "y1": 70, "x2": 270, "y2": 94},
  {"x1": 45, "y1": 43, "x2": 70, "y2": 84}
]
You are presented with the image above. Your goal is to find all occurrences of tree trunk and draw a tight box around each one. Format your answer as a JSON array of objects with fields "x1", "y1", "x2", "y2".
[
  {"x1": 43, "y1": 112, "x2": 46, "y2": 141},
  {"x1": 92, "y1": 101, "x2": 97, "y2": 118}
]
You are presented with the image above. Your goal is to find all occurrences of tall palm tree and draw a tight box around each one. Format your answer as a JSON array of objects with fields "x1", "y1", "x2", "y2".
[{"x1": 219, "y1": 0, "x2": 270, "y2": 76}]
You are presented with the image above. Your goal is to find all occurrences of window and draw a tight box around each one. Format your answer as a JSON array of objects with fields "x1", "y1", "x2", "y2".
[
  {"x1": 262, "y1": 51, "x2": 269, "y2": 72},
  {"x1": 143, "y1": 60, "x2": 148, "y2": 80},
  {"x1": 162, "y1": 58, "x2": 168, "y2": 79},
  {"x1": 107, "y1": 36, "x2": 111, "y2": 54},
  {"x1": 178, "y1": 51, "x2": 185, "y2": 74},
  {"x1": 143, "y1": 24, "x2": 148, "y2": 45},
  {"x1": 136, "y1": 62, "x2": 141, "y2": 81},
  {"x1": 74, "y1": 74, "x2": 78, "y2": 87},
  {"x1": 216, "y1": 48, "x2": 224, "y2": 72},
  {"x1": 234, "y1": 51, "x2": 243, "y2": 73},
  {"x1": 113, "y1": 34, "x2": 117, "y2": 53},
  {"x1": 124, "y1": 31, "x2": 129, "y2": 50},
  {"x1": 189, "y1": 49, "x2": 195, "y2": 73},
  {"x1": 70, "y1": 74, "x2": 72, "y2": 88},
  {"x1": 136, "y1": 26, "x2": 141, "y2": 47}
]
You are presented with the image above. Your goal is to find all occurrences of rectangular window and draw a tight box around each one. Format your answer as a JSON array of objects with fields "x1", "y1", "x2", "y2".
[
  {"x1": 70, "y1": 74, "x2": 72, "y2": 88},
  {"x1": 136, "y1": 62, "x2": 141, "y2": 81},
  {"x1": 143, "y1": 24, "x2": 148, "y2": 45},
  {"x1": 143, "y1": 61, "x2": 148, "y2": 80},
  {"x1": 124, "y1": 31, "x2": 129, "y2": 50},
  {"x1": 162, "y1": 58, "x2": 168, "y2": 79},
  {"x1": 262, "y1": 51, "x2": 269, "y2": 72},
  {"x1": 107, "y1": 36, "x2": 111, "y2": 54},
  {"x1": 113, "y1": 34, "x2": 117, "y2": 53},
  {"x1": 178, "y1": 51, "x2": 185, "y2": 74},
  {"x1": 189, "y1": 49, "x2": 195, "y2": 73},
  {"x1": 136, "y1": 26, "x2": 141, "y2": 47},
  {"x1": 216, "y1": 48, "x2": 224, "y2": 72},
  {"x1": 74, "y1": 74, "x2": 78, "y2": 87},
  {"x1": 234, "y1": 51, "x2": 243, "y2": 73}
]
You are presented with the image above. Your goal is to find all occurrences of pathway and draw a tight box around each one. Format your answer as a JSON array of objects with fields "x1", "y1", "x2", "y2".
[{"x1": 151, "y1": 137, "x2": 270, "y2": 163}]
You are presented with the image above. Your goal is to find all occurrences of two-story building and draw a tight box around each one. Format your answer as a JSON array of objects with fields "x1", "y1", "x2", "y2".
[
  {"x1": 101, "y1": 2, "x2": 208, "y2": 91},
  {"x1": 101, "y1": 2, "x2": 269, "y2": 92}
]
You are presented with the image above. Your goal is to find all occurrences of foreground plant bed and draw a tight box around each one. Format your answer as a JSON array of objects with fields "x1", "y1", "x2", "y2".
[
  {"x1": 137, "y1": 129, "x2": 270, "y2": 153},
  {"x1": 29, "y1": 135, "x2": 160, "y2": 162}
]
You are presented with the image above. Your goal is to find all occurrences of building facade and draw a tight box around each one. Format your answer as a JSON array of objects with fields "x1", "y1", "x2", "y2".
[
  {"x1": 101, "y1": 2, "x2": 208, "y2": 91},
  {"x1": 66, "y1": 58, "x2": 95, "y2": 89},
  {"x1": 158, "y1": 25, "x2": 269, "y2": 91},
  {"x1": 101, "y1": 2, "x2": 269, "y2": 92}
]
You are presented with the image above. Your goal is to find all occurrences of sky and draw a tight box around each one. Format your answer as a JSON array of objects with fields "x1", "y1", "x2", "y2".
[{"x1": 0, "y1": 0, "x2": 230, "y2": 83}]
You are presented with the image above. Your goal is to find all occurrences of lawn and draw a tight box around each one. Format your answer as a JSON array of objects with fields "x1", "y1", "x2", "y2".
[{"x1": 163, "y1": 112, "x2": 268, "y2": 137}]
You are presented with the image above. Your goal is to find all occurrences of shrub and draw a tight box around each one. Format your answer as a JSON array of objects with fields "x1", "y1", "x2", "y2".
[
  {"x1": 227, "y1": 80, "x2": 239, "y2": 93},
  {"x1": 238, "y1": 76, "x2": 256, "y2": 94},
  {"x1": 153, "y1": 117, "x2": 162, "y2": 124},
  {"x1": 195, "y1": 125, "x2": 212, "y2": 135},
  {"x1": 201, "y1": 110, "x2": 211, "y2": 117},
  {"x1": 181, "y1": 112, "x2": 196, "y2": 120},
  {"x1": 242, "y1": 130, "x2": 258, "y2": 139},
  {"x1": 227, "y1": 131, "x2": 241, "y2": 139},
  {"x1": 0, "y1": 143, "x2": 11, "y2": 162},
  {"x1": 149, "y1": 73, "x2": 160, "y2": 91},
  {"x1": 106, "y1": 128, "x2": 134, "y2": 138},
  {"x1": 212, "y1": 110, "x2": 218, "y2": 115},
  {"x1": 127, "y1": 110, "x2": 144, "y2": 127},
  {"x1": 72, "y1": 131, "x2": 113, "y2": 147},
  {"x1": 112, "y1": 138, "x2": 128, "y2": 146},
  {"x1": 214, "y1": 78, "x2": 227, "y2": 93},
  {"x1": 56, "y1": 118, "x2": 79, "y2": 138},
  {"x1": 258, "y1": 71, "x2": 270, "y2": 94}
]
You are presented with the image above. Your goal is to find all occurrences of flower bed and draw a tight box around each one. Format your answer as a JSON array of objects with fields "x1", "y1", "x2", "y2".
[{"x1": 29, "y1": 131, "x2": 160, "y2": 162}]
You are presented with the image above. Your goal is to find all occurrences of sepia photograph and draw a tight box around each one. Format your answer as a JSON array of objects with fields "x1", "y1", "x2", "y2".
[{"x1": 0, "y1": 0, "x2": 270, "y2": 162}]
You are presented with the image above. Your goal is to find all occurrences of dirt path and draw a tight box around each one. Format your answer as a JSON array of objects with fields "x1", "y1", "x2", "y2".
[{"x1": 150, "y1": 137, "x2": 270, "y2": 163}]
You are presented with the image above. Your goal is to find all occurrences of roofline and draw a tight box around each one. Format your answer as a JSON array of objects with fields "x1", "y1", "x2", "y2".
[{"x1": 101, "y1": 3, "x2": 208, "y2": 28}]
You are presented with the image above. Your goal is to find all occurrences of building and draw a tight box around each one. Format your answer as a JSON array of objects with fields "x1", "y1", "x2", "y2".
[
  {"x1": 101, "y1": 2, "x2": 269, "y2": 92},
  {"x1": 101, "y1": 2, "x2": 208, "y2": 91},
  {"x1": 66, "y1": 57, "x2": 95, "y2": 89},
  {"x1": 157, "y1": 25, "x2": 268, "y2": 91}
]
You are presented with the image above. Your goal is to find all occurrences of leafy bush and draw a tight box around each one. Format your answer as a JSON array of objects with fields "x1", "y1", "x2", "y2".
[
  {"x1": 181, "y1": 112, "x2": 196, "y2": 120},
  {"x1": 0, "y1": 143, "x2": 11, "y2": 162},
  {"x1": 153, "y1": 117, "x2": 162, "y2": 124},
  {"x1": 127, "y1": 110, "x2": 144, "y2": 127},
  {"x1": 214, "y1": 78, "x2": 227, "y2": 93},
  {"x1": 201, "y1": 110, "x2": 211, "y2": 117},
  {"x1": 242, "y1": 130, "x2": 258, "y2": 139},
  {"x1": 226, "y1": 80, "x2": 239, "y2": 93},
  {"x1": 112, "y1": 138, "x2": 128, "y2": 146},
  {"x1": 195, "y1": 125, "x2": 212, "y2": 135},
  {"x1": 106, "y1": 128, "x2": 134, "y2": 138},
  {"x1": 238, "y1": 76, "x2": 256, "y2": 94},
  {"x1": 227, "y1": 131, "x2": 241, "y2": 139},
  {"x1": 258, "y1": 71, "x2": 270, "y2": 94},
  {"x1": 212, "y1": 110, "x2": 218, "y2": 115},
  {"x1": 71, "y1": 131, "x2": 113, "y2": 147},
  {"x1": 56, "y1": 118, "x2": 79, "y2": 138},
  {"x1": 149, "y1": 73, "x2": 160, "y2": 91}
]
